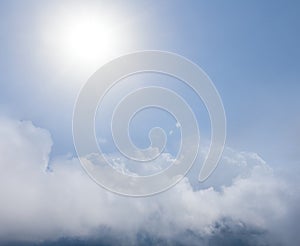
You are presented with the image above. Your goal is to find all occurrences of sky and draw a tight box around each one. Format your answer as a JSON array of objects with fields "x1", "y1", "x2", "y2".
[{"x1": 0, "y1": 0, "x2": 300, "y2": 245}]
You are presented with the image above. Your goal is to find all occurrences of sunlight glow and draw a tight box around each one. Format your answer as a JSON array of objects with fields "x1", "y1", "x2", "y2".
[
  {"x1": 60, "y1": 14, "x2": 119, "y2": 64},
  {"x1": 40, "y1": 5, "x2": 130, "y2": 73}
]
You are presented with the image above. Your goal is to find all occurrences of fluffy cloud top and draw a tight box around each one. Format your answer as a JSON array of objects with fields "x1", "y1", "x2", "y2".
[{"x1": 0, "y1": 116, "x2": 299, "y2": 245}]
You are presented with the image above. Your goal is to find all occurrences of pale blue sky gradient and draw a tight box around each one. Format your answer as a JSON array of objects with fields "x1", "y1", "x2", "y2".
[{"x1": 1, "y1": 1, "x2": 299, "y2": 169}]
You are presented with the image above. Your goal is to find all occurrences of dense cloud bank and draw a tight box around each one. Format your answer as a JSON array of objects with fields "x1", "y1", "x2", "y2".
[{"x1": 0, "y1": 116, "x2": 299, "y2": 245}]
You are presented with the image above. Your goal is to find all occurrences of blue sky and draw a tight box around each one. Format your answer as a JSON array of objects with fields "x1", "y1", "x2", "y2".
[
  {"x1": 0, "y1": 1, "x2": 300, "y2": 245},
  {"x1": 1, "y1": 0, "x2": 299, "y2": 163}
]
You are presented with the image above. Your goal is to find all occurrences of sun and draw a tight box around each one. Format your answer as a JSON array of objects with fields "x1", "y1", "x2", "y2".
[
  {"x1": 40, "y1": 5, "x2": 128, "y2": 72},
  {"x1": 60, "y1": 14, "x2": 119, "y2": 64}
]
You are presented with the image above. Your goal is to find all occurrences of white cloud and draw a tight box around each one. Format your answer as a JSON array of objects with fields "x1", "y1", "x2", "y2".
[{"x1": 0, "y1": 116, "x2": 299, "y2": 245}]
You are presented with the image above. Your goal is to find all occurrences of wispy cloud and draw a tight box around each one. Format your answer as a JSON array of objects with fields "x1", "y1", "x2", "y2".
[{"x1": 0, "y1": 116, "x2": 299, "y2": 245}]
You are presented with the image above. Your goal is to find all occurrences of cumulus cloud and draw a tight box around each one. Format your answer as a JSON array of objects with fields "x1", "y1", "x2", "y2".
[{"x1": 0, "y1": 116, "x2": 299, "y2": 245}]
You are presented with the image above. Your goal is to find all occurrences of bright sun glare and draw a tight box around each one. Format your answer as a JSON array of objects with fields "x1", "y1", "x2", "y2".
[
  {"x1": 42, "y1": 6, "x2": 126, "y2": 71},
  {"x1": 61, "y1": 14, "x2": 118, "y2": 63}
]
